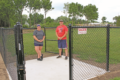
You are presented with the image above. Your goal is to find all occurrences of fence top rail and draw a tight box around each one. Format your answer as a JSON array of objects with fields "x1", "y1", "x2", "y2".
[
  {"x1": 44, "y1": 27, "x2": 57, "y2": 28},
  {"x1": 71, "y1": 26, "x2": 107, "y2": 28},
  {"x1": 110, "y1": 27, "x2": 120, "y2": 28},
  {"x1": 0, "y1": 27, "x2": 14, "y2": 30},
  {"x1": 46, "y1": 39, "x2": 57, "y2": 41},
  {"x1": 22, "y1": 28, "x2": 37, "y2": 29}
]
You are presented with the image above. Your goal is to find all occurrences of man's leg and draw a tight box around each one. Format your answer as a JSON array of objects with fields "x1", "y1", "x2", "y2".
[
  {"x1": 35, "y1": 46, "x2": 40, "y2": 58},
  {"x1": 65, "y1": 48, "x2": 68, "y2": 57}
]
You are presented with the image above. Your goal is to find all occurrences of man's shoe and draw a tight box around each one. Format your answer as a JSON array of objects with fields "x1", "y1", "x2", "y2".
[
  {"x1": 57, "y1": 55, "x2": 61, "y2": 58},
  {"x1": 65, "y1": 56, "x2": 68, "y2": 60}
]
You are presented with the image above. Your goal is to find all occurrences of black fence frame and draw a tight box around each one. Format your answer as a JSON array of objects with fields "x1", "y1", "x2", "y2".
[
  {"x1": 14, "y1": 22, "x2": 26, "y2": 80},
  {"x1": 0, "y1": 23, "x2": 120, "y2": 80},
  {"x1": 44, "y1": 27, "x2": 64, "y2": 55}
]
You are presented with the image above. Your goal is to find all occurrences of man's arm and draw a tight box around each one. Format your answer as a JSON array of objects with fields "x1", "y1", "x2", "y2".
[
  {"x1": 56, "y1": 32, "x2": 61, "y2": 39},
  {"x1": 60, "y1": 31, "x2": 68, "y2": 39}
]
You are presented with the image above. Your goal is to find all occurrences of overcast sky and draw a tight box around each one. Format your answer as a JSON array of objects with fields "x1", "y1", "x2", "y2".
[{"x1": 22, "y1": 0, "x2": 120, "y2": 22}]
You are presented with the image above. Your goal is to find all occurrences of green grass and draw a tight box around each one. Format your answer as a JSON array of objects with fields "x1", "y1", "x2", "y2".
[
  {"x1": 23, "y1": 28, "x2": 120, "y2": 64},
  {"x1": 110, "y1": 77, "x2": 120, "y2": 80}
]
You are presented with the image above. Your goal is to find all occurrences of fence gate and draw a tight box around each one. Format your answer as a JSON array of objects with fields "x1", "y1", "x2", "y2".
[
  {"x1": 69, "y1": 24, "x2": 110, "y2": 80},
  {"x1": 14, "y1": 22, "x2": 26, "y2": 80}
]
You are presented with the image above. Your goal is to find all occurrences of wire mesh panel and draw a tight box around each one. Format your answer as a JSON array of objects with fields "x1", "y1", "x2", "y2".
[
  {"x1": 45, "y1": 27, "x2": 69, "y2": 54},
  {"x1": 71, "y1": 27, "x2": 107, "y2": 80},
  {"x1": 0, "y1": 28, "x2": 4, "y2": 58},
  {"x1": 109, "y1": 27, "x2": 120, "y2": 72},
  {"x1": 23, "y1": 28, "x2": 37, "y2": 56},
  {"x1": 45, "y1": 27, "x2": 59, "y2": 53},
  {"x1": 0, "y1": 28, "x2": 18, "y2": 80}
]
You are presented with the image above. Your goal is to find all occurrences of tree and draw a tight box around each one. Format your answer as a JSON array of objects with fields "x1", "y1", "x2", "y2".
[
  {"x1": 68, "y1": 2, "x2": 83, "y2": 25},
  {"x1": 56, "y1": 16, "x2": 70, "y2": 23},
  {"x1": 113, "y1": 16, "x2": 118, "y2": 24},
  {"x1": 41, "y1": 0, "x2": 54, "y2": 23},
  {"x1": 13, "y1": 0, "x2": 27, "y2": 23},
  {"x1": 114, "y1": 16, "x2": 120, "y2": 26},
  {"x1": 0, "y1": 0, "x2": 16, "y2": 27},
  {"x1": 101, "y1": 16, "x2": 106, "y2": 24},
  {"x1": 27, "y1": 0, "x2": 35, "y2": 27},
  {"x1": 32, "y1": 0, "x2": 42, "y2": 26},
  {"x1": 63, "y1": 2, "x2": 69, "y2": 18},
  {"x1": 46, "y1": 17, "x2": 54, "y2": 23},
  {"x1": 68, "y1": 2, "x2": 78, "y2": 25},
  {"x1": 28, "y1": 13, "x2": 44, "y2": 26},
  {"x1": 22, "y1": 14, "x2": 28, "y2": 25},
  {"x1": 83, "y1": 4, "x2": 98, "y2": 24}
]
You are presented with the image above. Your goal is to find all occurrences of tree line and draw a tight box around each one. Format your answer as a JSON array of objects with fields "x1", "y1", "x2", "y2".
[{"x1": 0, "y1": 0, "x2": 119, "y2": 28}]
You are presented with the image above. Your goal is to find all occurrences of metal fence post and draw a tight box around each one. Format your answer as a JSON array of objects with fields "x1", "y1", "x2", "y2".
[
  {"x1": 14, "y1": 22, "x2": 26, "y2": 80},
  {"x1": 44, "y1": 27, "x2": 46, "y2": 52},
  {"x1": 106, "y1": 24, "x2": 110, "y2": 71},
  {"x1": 69, "y1": 24, "x2": 73, "y2": 80}
]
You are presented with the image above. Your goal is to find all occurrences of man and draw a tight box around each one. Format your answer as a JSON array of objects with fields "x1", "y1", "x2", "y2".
[
  {"x1": 56, "y1": 20, "x2": 68, "y2": 60},
  {"x1": 33, "y1": 24, "x2": 45, "y2": 61}
]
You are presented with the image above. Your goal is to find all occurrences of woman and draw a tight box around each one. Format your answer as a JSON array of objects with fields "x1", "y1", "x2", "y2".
[{"x1": 33, "y1": 24, "x2": 45, "y2": 61}]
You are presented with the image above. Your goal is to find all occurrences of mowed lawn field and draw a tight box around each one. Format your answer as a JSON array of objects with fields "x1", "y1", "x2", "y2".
[{"x1": 23, "y1": 27, "x2": 120, "y2": 64}]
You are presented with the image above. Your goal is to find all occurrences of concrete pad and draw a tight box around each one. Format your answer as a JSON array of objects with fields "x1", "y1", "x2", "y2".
[
  {"x1": 8, "y1": 56, "x2": 106, "y2": 80},
  {"x1": 26, "y1": 56, "x2": 69, "y2": 80}
]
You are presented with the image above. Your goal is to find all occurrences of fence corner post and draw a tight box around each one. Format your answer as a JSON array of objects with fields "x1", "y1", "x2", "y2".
[
  {"x1": 69, "y1": 24, "x2": 73, "y2": 80},
  {"x1": 106, "y1": 24, "x2": 110, "y2": 72},
  {"x1": 14, "y1": 22, "x2": 26, "y2": 80}
]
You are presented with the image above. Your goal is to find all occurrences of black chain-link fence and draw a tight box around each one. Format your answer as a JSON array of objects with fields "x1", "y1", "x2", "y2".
[
  {"x1": 69, "y1": 25, "x2": 120, "y2": 80},
  {"x1": 109, "y1": 27, "x2": 120, "y2": 72},
  {"x1": 44, "y1": 27, "x2": 69, "y2": 55},
  {"x1": 44, "y1": 27, "x2": 59, "y2": 54},
  {"x1": 71, "y1": 26, "x2": 106, "y2": 80},
  {"x1": 0, "y1": 28, "x2": 18, "y2": 80},
  {"x1": 0, "y1": 25, "x2": 120, "y2": 80}
]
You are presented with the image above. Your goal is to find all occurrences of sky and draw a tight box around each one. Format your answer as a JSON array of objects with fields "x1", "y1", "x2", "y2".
[{"x1": 22, "y1": 0, "x2": 120, "y2": 23}]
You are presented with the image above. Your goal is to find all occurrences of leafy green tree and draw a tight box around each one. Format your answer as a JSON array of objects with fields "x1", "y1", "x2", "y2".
[
  {"x1": 0, "y1": 0, "x2": 16, "y2": 27},
  {"x1": 83, "y1": 4, "x2": 98, "y2": 24},
  {"x1": 63, "y1": 2, "x2": 69, "y2": 18},
  {"x1": 32, "y1": 0, "x2": 42, "y2": 25},
  {"x1": 101, "y1": 16, "x2": 106, "y2": 24},
  {"x1": 116, "y1": 16, "x2": 120, "y2": 26},
  {"x1": 13, "y1": 0, "x2": 27, "y2": 23},
  {"x1": 76, "y1": 3, "x2": 83, "y2": 18},
  {"x1": 68, "y1": 2, "x2": 83, "y2": 25},
  {"x1": 28, "y1": 13, "x2": 44, "y2": 26},
  {"x1": 46, "y1": 17, "x2": 54, "y2": 23},
  {"x1": 56, "y1": 16, "x2": 70, "y2": 23},
  {"x1": 27, "y1": 0, "x2": 35, "y2": 27},
  {"x1": 68, "y1": 2, "x2": 78, "y2": 25},
  {"x1": 22, "y1": 14, "x2": 28, "y2": 25},
  {"x1": 113, "y1": 16, "x2": 118, "y2": 24},
  {"x1": 35, "y1": 14, "x2": 44, "y2": 24},
  {"x1": 41, "y1": 0, "x2": 54, "y2": 23}
]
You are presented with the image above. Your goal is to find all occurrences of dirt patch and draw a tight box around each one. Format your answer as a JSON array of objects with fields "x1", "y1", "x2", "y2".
[{"x1": 0, "y1": 53, "x2": 9, "y2": 80}]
